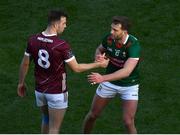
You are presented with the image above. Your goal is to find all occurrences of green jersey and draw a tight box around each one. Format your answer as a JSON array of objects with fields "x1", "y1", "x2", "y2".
[{"x1": 102, "y1": 34, "x2": 141, "y2": 86}]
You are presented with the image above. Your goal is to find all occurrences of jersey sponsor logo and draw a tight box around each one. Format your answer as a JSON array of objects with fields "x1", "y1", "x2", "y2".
[
  {"x1": 107, "y1": 47, "x2": 113, "y2": 52},
  {"x1": 37, "y1": 37, "x2": 53, "y2": 43}
]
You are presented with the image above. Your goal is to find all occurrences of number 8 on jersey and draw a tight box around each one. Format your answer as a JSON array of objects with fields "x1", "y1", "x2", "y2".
[{"x1": 38, "y1": 49, "x2": 50, "y2": 69}]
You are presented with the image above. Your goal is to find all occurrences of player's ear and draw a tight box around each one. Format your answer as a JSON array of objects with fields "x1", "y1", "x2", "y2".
[
  {"x1": 54, "y1": 22, "x2": 58, "y2": 29},
  {"x1": 52, "y1": 21, "x2": 58, "y2": 29}
]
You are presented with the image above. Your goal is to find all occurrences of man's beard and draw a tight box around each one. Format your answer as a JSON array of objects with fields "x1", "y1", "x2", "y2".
[{"x1": 113, "y1": 35, "x2": 121, "y2": 41}]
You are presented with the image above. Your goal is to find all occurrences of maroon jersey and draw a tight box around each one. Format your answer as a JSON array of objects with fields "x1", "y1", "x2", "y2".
[{"x1": 25, "y1": 32, "x2": 74, "y2": 94}]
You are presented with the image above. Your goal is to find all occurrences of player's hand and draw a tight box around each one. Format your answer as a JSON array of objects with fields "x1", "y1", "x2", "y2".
[
  {"x1": 95, "y1": 53, "x2": 109, "y2": 68},
  {"x1": 99, "y1": 58, "x2": 109, "y2": 68},
  {"x1": 17, "y1": 83, "x2": 26, "y2": 97},
  {"x1": 95, "y1": 53, "x2": 106, "y2": 62},
  {"x1": 88, "y1": 72, "x2": 104, "y2": 85}
]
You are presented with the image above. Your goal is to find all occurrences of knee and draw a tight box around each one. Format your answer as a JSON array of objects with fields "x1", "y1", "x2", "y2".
[
  {"x1": 123, "y1": 115, "x2": 134, "y2": 127},
  {"x1": 87, "y1": 111, "x2": 100, "y2": 120}
]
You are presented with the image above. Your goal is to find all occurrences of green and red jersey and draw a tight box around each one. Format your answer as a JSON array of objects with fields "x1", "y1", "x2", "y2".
[{"x1": 102, "y1": 34, "x2": 141, "y2": 86}]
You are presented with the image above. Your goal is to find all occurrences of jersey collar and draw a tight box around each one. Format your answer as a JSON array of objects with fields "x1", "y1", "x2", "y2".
[
  {"x1": 42, "y1": 31, "x2": 57, "y2": 37},
  {"x1": 123, "y1": 34, "x2": 129, "y2": 44}
]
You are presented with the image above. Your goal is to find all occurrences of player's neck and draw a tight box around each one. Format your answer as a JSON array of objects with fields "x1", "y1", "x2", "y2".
[{"x1": 43, "y1": 27, "x2": 57, "y2": 36}]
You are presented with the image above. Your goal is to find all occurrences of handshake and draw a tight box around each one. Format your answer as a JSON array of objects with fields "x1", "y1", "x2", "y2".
[{"x1": 95, "y1": 53, "x2": 109, "y2": 68}]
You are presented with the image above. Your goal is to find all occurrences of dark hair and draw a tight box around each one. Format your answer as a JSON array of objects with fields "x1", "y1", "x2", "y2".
[
  {"x1": 112, "y1": 16, "x2": 131, "y2": 32},
  {"x1": 48, "y1": 9, "x2": 68, "y2": 25}
]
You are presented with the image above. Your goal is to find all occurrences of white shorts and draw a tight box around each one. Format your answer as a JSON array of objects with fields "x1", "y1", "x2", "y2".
[
  {"x1": 96, "y1": 82, "x2": 139, "y2": 100},
  {"x1": 35, "y1": 90, "x2": 68, "y2": 109}
]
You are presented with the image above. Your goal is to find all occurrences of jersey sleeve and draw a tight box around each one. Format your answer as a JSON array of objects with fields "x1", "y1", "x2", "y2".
[
  {"x1": 128, "y1": 41, "x2": 141, "y2": 58},
  {"x1": 101, "y1": 34, "x2": 112, "y2": 49},
  {"x1": 25, "y1": 37, "x2": 32, "y2": 56},
  {"x1": 102, "y1": 36, "x2": 107, "y2": 49},
  {"x1": 62, "y1": 42, "x2": 75, "y2": 62}
]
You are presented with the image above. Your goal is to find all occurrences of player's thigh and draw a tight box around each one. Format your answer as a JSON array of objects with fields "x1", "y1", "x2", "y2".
[
  {"x1": 45, "y1": 92, "x2": 68, "y2": 128},
  {"x1": 35, "y1": 90, "x2": 47, "y2": 107},
  {"x1": 45, "y1": 92, "x2": 68, "y2": 109},
  {"x1": 90, "y1": 94, "x2": 111, "y2": 115},
  {"x1": 48, "y1": 107, "x2": 66, "y2": 127},
  {"x1": 122, "y1": 100, "x2": 138, "y2": 118},
  {"x1": 92, "y1": 82, "x2": 117, "y2": 114},
  {"x1": 120, "y1": 85, "x2": 139, "y2": 117}
]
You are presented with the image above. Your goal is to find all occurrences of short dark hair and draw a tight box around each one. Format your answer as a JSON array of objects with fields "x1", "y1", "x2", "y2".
[
  {"x1": 48, "y1": 9, "x2": 68, "y2": 25},
  {"x1": 112, "y1": 16, "x2": 131, "y2": 32}
]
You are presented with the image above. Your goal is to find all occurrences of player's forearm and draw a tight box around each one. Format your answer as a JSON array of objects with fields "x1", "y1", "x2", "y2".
[
  {"x1": 76, "y1": 62, "x2": 100, "y2": 73},
  {"x1": 18, "y1": 64, "x2": 29, "y2": 84},
  {"x1": 18, "y1": 56, "x2": 30, "y2": 84},
  {"x1": 102, "y1": 68, "x2": 130, "y2": 82},
  {"x1": 102, "y1": 58, "x2": 138, "y2": 82}
]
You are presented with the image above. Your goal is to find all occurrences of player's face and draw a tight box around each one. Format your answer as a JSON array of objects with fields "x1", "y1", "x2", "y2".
[
  {"x1": 56, "y1": 17, "x2": 67, "y2": 34},
  {"x1": 110, "y1": 23, "x2": 125, "y2": 40}
]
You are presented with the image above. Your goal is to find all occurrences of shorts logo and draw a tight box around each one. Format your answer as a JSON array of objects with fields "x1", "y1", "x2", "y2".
[{"x1": 98, "y1": 85, "x2": 102, "y2": 91}]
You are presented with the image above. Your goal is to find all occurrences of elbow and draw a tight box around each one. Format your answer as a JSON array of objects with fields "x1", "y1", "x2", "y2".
[
  {"x1": 21, "y1": 63, "x2": 29, "y2": 69},
  {"x1": 124, "y1": 73, "x2": 130, "y2": 78},
  {"x1": 72, "y1": 66, "x2": 83, "y2": 73},
  {"x1": 73, "y1": 69, "x2": 82, "y2": 73},
  {"x1": 124, "y1": 70, "x2": 132, "y2": 78},
  {"x1": 121, "y1": 69, "x2": 131, "y2": 78}
]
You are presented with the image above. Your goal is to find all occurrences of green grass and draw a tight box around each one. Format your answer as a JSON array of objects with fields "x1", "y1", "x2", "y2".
[{"x1": 0, "y1": 0, "x2": 180, "y2": 133}]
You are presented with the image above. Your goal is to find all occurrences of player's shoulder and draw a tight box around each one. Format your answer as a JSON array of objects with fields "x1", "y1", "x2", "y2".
[
  {"x1": 28, "y1": 33, "x2": 41, "y2": 42},
  {"x1": 102, "y1": 33, "x2": 113, "y2": 46},
  {"x1": 126, "y1": 34, "x2": 141, "y2": 50},
  {"x1": 102, "y1": 33, "x2": 112, "y2": 40},
  {"x1": 128, "y1": 34, "x2": 139, "y2": 42},
  {"x1": 55, "y1": 37, "x2": 67, "y2": 43},
  {"x1": 56, "y1": 38, "x2": 70, "y2": 47},
  {"x1": 128, "y1": 35, "x2": 140, "y2": 45},
  {"x1": 52, "y1": 37, "x2": 72, "y2": 51}
]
